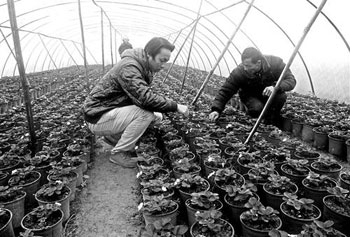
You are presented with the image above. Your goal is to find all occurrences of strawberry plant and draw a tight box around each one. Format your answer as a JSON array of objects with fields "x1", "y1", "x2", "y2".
[
  {"x1": 281, "y1": 193, "x2": 319, "y2": 219},
  {"x1": 22, "y1": 203, "x2": 62, "y2": 230},
  {"x1": 225, "y1": 182, "x2": 257, "y2": 206},
  {"x1": 214, "y1": 168, "x2": 244, "y2": 188},
  {"x1": 0, "y1": 185, "x2": 25, "y2": 202},
  {"x1": 303, "y1": 172, "x2": 336, "y2": 190},
  {"x1": 140, "y1": 195, "x2": 178, "y2": 215},
  {"x1": 8, "y1": 166, "x2": 39, "y2": 186},
  {"x1": 174, "y1": 174, "x2": 208, "y2": 194},
  {"x1": 36, "y1": 180, "x2": 70, "y2": 202},
  {"x1": 189, "y1": 191, "x2": 220, "y2": 210},
  {"x1": 142, "y1": 218, "x2": 188, "y2": 237}
]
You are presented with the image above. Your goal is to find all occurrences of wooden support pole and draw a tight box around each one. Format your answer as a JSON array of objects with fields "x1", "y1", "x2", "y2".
[
  {"x1": 244, "y1": 0, "x2": 328, "y2": 145},
  {"x1": 162, "y1": 20, "x2": 198, "y2": 83},
  {"x1": 60, "y1": 39, "x2": 79, "y2": 67},
  {"x1": 180, "y1": 0, "x2": 203, "y2": 93},
  {"x1": 78, "y1": 0, "x2": 89, "y2": 88},
  {"x1": 100, "y1": 9, "x2": 105, "y2": 74},
  {"x1": 109, "y1": 23, "x2": 113, "y2": 66},
  {"x1": 191, "y1": 0, "x2": 256, "y2": 105},
  {"x1": 7, "y1": 0, "x2": 36, "y2": 147},
  {"x1": 39, "y1": 34, "x2": 58, "y2": 69}
]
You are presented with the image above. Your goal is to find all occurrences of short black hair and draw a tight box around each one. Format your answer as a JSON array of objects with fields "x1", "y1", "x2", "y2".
[
  {"x1": 144, "y1": 37, "x2": 175, "y2": 59},
  {"x1": 241, "y1": 47, "x2": 263, "y2": 63}
]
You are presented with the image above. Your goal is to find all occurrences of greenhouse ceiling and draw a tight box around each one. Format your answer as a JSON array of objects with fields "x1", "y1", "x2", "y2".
[{"x1": 0, "y1": 0, "x2": 349, "y2": 102}]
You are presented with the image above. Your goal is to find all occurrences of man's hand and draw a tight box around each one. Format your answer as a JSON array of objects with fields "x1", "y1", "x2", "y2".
[
  {"x1": 177, "y1": 104, "x2": 189, "y2": 117},
  {"x1": 262, "y1": 86, "x2": 274, "y2": 97},
  {"x1": 154, "y1": 112, "x2": 163, "y2": 121},
  {"x1": 209, "y1": 111, "x2": 219, "y2": 122}
]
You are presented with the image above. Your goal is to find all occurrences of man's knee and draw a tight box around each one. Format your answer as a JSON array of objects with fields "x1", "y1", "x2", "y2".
[
  {"x1": 272, "y1": 93, "x2": 287, "y2": 110},
  {"x1": 245, "y1": 99, "x2": 264, "y2": 118}
]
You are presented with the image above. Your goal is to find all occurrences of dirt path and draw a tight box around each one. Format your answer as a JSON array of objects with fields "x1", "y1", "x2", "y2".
[{"x1": 71, "y1": 140, "x2": 143, "y2": 237}]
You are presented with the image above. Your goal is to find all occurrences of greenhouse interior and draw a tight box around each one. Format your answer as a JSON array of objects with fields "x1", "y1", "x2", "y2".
[{"x1": 0, "y1": 0, "x2": 350, "y2": 236}]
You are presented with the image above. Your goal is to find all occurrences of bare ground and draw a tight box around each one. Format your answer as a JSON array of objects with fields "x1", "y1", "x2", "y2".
[{"x1": 64, "y1": 140, "x2": 144, "y2": 237}]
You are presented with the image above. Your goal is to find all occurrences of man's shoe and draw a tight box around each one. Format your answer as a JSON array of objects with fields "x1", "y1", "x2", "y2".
[{"x1": 109, "y1": 151, "x2": 137, "y2": 168}]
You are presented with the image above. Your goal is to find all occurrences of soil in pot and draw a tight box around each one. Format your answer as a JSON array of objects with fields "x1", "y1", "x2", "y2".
[
  {"x1": 323, "y1": 195, "x2": 350, "y2": 236},
  {"x1": 280, "y1": 163, "x2": 310, "y2": 187},
  {"x1": 302, "y1": 177, "x2": 337, "y2": 209},
  {"x1": 280, "y1": 201, "x2": 321, "y2": 234},
  {"x1": 190, "y1": 218, "x2": 234, "y2": 237},
  {"x1": 0, "y1": 208, "x2": 15, "y2": 237},
  {"x1": 310, "y1": 161, "x2": 342, "y2": 180},
  {"x1": 142, "y1": 201, "x2": 179, "y2": 226}
]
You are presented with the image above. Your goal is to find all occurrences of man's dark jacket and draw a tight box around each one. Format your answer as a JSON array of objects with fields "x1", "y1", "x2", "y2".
[
  {"x1": 211, "y1": 55, "x2": 296, "y2": 113},
  {"x1": 83, "y1": 48, "x2": 177, "y2": 124}
]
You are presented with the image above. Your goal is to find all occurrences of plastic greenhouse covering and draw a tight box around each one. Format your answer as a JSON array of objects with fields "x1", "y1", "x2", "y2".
[{"x1": 0, "y1": 0, "x2": 349, "y2": 102}]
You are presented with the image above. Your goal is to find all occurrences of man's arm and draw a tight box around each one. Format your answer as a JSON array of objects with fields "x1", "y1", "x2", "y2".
[
  {"x1": 116, "y1": 65, "x2": 178, "y2": 113},
  {"x1": 276, "y1": 58, "x2": 296, "y2": 92},
  {"x1": 211, "y1": 71, "x2": 240, "y2": 113}
]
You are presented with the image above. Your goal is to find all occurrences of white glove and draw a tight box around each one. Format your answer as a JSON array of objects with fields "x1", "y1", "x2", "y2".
[
  {"x1": 177, "y1": 104, "x2": 189, "y2": 117},
  {"x1": 154, "y1": 112, "x2": 163, "y2": 121},
  {"x1": 209, "y1": 111, "x2": 219, "y2": 122}
]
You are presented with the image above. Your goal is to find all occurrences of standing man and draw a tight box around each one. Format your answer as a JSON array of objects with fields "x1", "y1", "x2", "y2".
[
  {"x1": 209, "y1": 47, "x2": 296, "y2": 125},
  {"x1": 84, "y1": 37, "x2": 189, "y2": 168},
  {"x1": 118, "y1": 37, "x2": 133, "y2": 57}
]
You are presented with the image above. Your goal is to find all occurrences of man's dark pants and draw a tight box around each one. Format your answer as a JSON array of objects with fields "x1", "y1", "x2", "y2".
[{"x1": 242, "y1": 92, "x2": 287, "y2": 125}]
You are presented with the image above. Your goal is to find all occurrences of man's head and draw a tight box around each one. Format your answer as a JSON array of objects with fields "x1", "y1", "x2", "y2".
[
  {"x1": 144, "y1": 37, "x2": 175, "y2": 72},
  {"x1": 241, "y1": 47, "x2": 263, "y2": 76},
  {"x1": 122, "y1": 37, "x2": 129, "y2": 43}
]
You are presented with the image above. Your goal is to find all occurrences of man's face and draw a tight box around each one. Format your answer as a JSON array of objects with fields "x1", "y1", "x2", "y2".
[
  {"x1": 242, "y1": 58, "x2": 261, "y2": 76},
  {"x1": 148, "y1": 48, "x2": 171, "y2": 72}
]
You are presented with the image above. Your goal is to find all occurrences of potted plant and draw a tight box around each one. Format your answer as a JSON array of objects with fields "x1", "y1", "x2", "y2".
[
  {"x1": 213, "y1": 168, "x2": 245, "y2": 197},
  {"x1": 302, "y1": 171, "x2": 337, "y2": 208},
  {"x1": 0, "y1": 171, "x2": 8, "y2": 186},
  {"x1": 21, "y1": 203, "x2": 64, "y2": 237},
  {"x1": 142, "y1": 218, "x2": 188, "y2": 237},
  {"x1": 185, "y1": 191, "x2": 223, "y2": 226},
  {"x1": 310, "y1": 157, "x2": 342, "y2": 180},
  {"x1": 294, "y1": 146, "x2": 320, "y2": 164},
  {"x1": 280, "y1": 192, "x2": 321, "y2": 234},
  {"x1": 0, "y1": 207, "x2": 15, "y2": 237},
  {"x1": 56, "y1": 156, "x2": 84, "y2": 186},
  {"x1": 312, "y1": 125, "x2": 332, "y2": 150},
  {"x1": 0, "y1": 185, "x2": 26, "y2": 228},
  {"x1": 280, "y1": 158, "x2": 310, "y2": 187},
  {"x1": 136, "y1": 144, "x2": 160, "y2": 157},
  {"x1": 47, "y1": 165, "x2": 78, "y2": 201},
  {"x1": 223, "y1": 141, "x2": 250, "y2": 160},
  {"x1": 19, "y1": 229, "x2": 43, "y2": 237},
  {"x1": 136, "y1": 155, "x2": 164, "y2": 171},
  {"x1": 137, "y1": 164, "x2": 170, "y2": 183},
  {"x1": 224, "y1": 182, "x2": 258, "y2": 236},
  {"x1": 339, "y1": 170, "x2": 350, "y2": 190},
  {"x1": 240, "y1": 197, "x2": 282, "y2": 237},
  {"x1": 0, "y1": 153, "x2": 20, "y2": 173},
  {"x1": 168, "y1": 147, "x2": 195, "y2": 165},
  {"x1": 24, "y1": 153, "x2": 52, "y2": 185},
  {"x1": 174, "y1": 174, "x2": 210, "y2": 202},
  {"x1": 141, "y1": 179, "x2": 175, "y2": 200},
  {"x1": 190, "y1": 210, "x2": 234, "y2": 237},
  {"x1": 8, "y1": 166, "x2": 41, "y2": 207},
  {"x1": 35, "y1": 180, "x2": 71, "y2": 222},
  {"x1": 237, "y1": 151, "x2": 263, "y2": 175},
  {"x1": 328, "y1": 130, "x2": 349, "y2": 159},
  {"x1": 297, "y1": 220, "x2": 347, "y2": 237},
  {"x1": 203, "y1": 154, "x2": 231, "y2": 177},
  {"x1": 139, "y1": 195, "x2": 179, "y2": 226},
  {"x1": 262, "y1": 148, "x2": 289, "y2": 173},
  {"x1": 323, "y1": 186, "x2": 350, "y2": 236},
  {"x1": 263, "y1": 174, "x2": 298, "y2": 211},
  {"x1": 173, "y1": 158, "x2": 201, "y2": 179},
  {"x1": 246, "y1": 162, "x2": 277, "y2": 196}
]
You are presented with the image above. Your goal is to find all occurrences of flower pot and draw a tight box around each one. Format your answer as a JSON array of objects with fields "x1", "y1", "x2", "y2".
[
  {"x1": 178, "y1": 180, "x2": 210, "y2": 202},
  {"x1": 281, "y1": 115, "x2": 292, "y2": 132},
  {"x1": 346, "y1": 139, "x2": 350, "y2": 163},
  {"x1": 291, "y1": 120, "x2": 303, "y2": 138},
  {"x1": 142, "y1": 201, "x2": 179, "y2": 226},
  {"x1": 302, "y1": 177, "x2": 337, "y2": 209},
  {"x1": 185, "y1": 199, "x2": 223, "y2": 227},
  {"x1": 339, "y1": 173, "x2": 350, "y2": 190},
  {"x1": 190, "y1": 218, "x2": 234, "y2": 237},
  {"x1": 203, "y1": 161, "x2": 231, "y2": 178},
  {"x1": 313, "y1": 128, "x2": 328, "y2": 150},
  {"x1": 34, "y1": 164, "x2": 52, "y2": 186},
  {"x1": 9, "y1": 171, "x2": 41, "y2": 208},
  {"x1": 141, "y1": 188, "x2": 174, "y2": 200},
  {"x1": 301, "y1": 124, "x2": 314, "y2": 143},
  {"x1": 35, "y1": 186, "x2": 71, "y2": 222},
  {"x1": 280, "y1": 163, "x2": 310, "y2": 187},
  {"x1": 0, "y1": 160, "x2": 20, "y2": 173},
  {"x1": 173, "y1": 166, "x2": 201, "y2": 180},
  {"x1": 137, "y1": 157, "x2": 164, "y2": 171},
  {"x1": 310, "y1": 161, "x2": 342, "y2": 180},
  {"x1": 0, "y1": 191, "x2": 26, "y2": 229},
  {"x1": 294, "y1": 150, "x2": 320, "y2": 165},
  {"x1": 323, "y1": 195, "x2": 350, "y2": 236},
  {"x1": 47, "y1": 172, "x2": 78, "y2": 202},
  {"x1": 21, "y1": 208, "x2": 64, "y2": 237},
  {"x1": 73, "y1": 163, "x2": 84, "y2": 187},
  {"x1": 262, "y1": 182, "x2": 298, "y2": 211},
  {"x1": 237, "y1": 156, "x2": 263, "y2": 175},
  {"x1": 214, "y1": 173, "x2": 245, "y2": 198},
  {"x1": 240, "y1": 212, "x2": 282, "y2": 237},
  {"x1": 224, "y1": 194, "x2": 260, "y2": 236},
  {"x1": 328, "y1": 134, "x2": 347, "y2": 159},
  {"x1": 0, "y1": 171, "x2": 9, "y2": 186},
  {"x1": 280, "y1": 201, "x2": 321, "y2": 234},
  {"x1": 0, "y1": 208, "x2": 15, "y2": 237}
]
